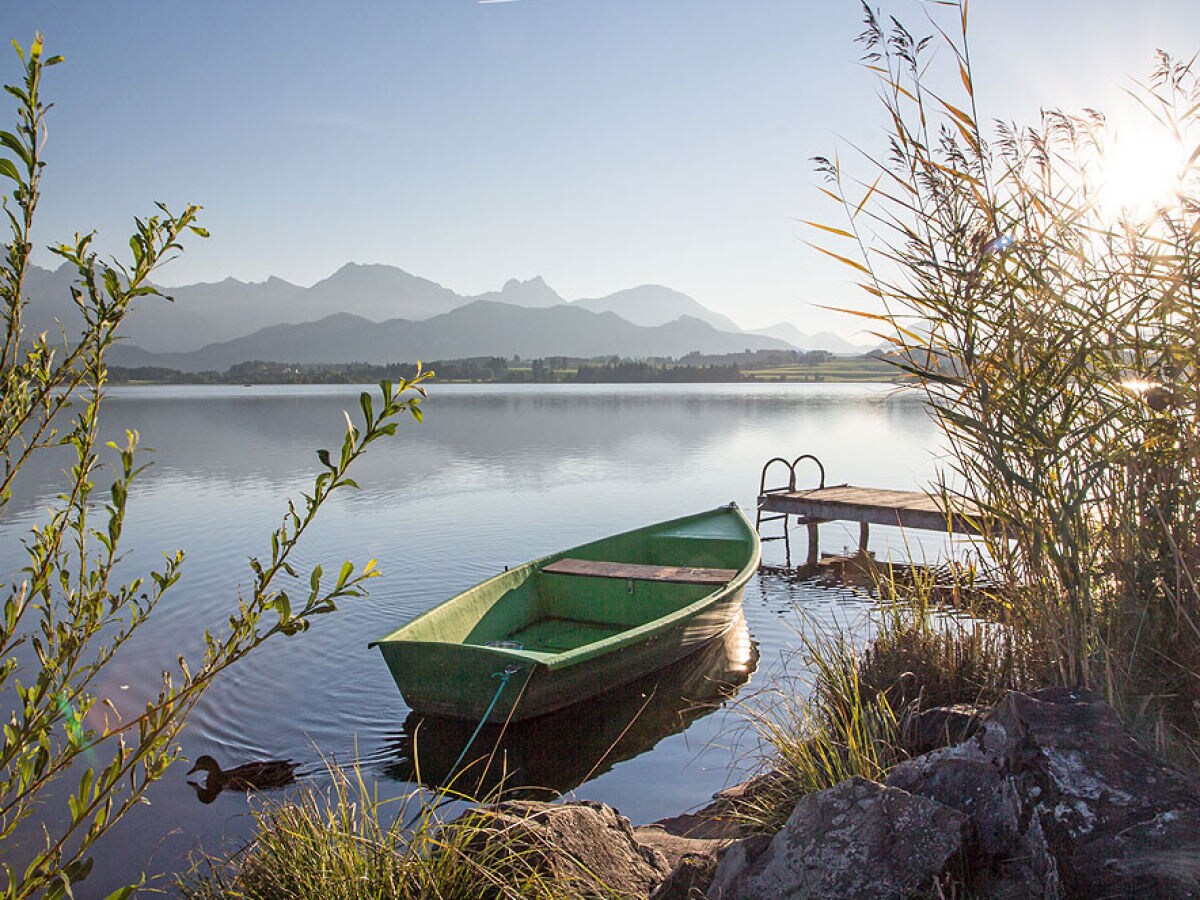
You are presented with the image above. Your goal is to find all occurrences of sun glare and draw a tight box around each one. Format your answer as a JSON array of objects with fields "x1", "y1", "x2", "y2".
[{"x1": 1097, "y1": 124, "x2": 1185, "y2": 222}]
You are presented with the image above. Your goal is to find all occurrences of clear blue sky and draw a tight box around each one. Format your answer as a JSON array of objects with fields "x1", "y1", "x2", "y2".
[{"x1": 5, "y1": 1, "x2": 1199, "y2": 335}]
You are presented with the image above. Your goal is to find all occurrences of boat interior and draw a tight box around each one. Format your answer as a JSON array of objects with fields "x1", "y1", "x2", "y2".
[{"x1": 398, "y1": 513, "x2": 752, "y2": 658}]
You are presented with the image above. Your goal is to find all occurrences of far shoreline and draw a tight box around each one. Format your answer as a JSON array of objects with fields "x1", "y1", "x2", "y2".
[{"x1": 108, "y1": 352, "x2": 902, "y2": 387}]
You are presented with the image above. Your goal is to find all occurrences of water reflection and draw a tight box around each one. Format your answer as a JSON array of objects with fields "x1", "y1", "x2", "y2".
[
  {"x1": 1, "y1": 383, "x2": 932, "y2": 524},
  {"x1": 384, "y1": 614, "x2": 758, "y2": 799},
  {"x1": 0, "y1": 383, "x2": 944, "y2": 897}
]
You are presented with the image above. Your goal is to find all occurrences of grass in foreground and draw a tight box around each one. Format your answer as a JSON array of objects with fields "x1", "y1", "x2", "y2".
[{"x1": 178, "y1": 763, "x2": 586, "y2": 900}]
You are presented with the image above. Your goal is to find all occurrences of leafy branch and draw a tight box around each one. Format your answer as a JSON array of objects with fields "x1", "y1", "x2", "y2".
[{"x1": 0, "y1": 35, "x2": 433, "y2": 899}]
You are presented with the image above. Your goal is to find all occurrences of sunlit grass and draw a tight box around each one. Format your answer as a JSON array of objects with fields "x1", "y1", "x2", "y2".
[
  {"x1": 735, "y1": 565, "x2": 1049, "y2": 833},
  {"x1": 178, "y1": 761, "x2": 584, "y2": 900}
]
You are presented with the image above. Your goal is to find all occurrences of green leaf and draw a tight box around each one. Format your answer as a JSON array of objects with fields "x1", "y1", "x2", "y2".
[
  {"x1": 78, "y1": 766, "x2": 95, "y2": 803},
  {"x1": 0, "y1": 157, "x2": 23, "y2": 184},
  {"x1": 0, "y1": 129, "x2": 30, "y2": 166}
]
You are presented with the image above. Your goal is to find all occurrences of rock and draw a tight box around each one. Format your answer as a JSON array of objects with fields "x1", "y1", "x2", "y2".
[
  {"x1": 884, "y1": 688, "x2": 1200, "y2": 898},
  {"x1": 458, "y1": 799, "x2": 671, "y2": 898},
  {"x1": 899, "y1": 703, "x2": 983, "y2": 755},
  {"x1": 1076, "y1": 806, "x2": 1200, "y2": 896},
  {"x1": 711, "y1": 776, "x2": 968, "y2": 899},
  {"x1": 990, "y1": 688, "x2": 1200, "y2": 897},
  {"x1": 651, "y1": 770, "x2": 785, "y2": 841},
  {"x1": 886, "y1": 756, "x2": 1004, "y2": 829},
  {"x1": 707, "y1": 833, "x2": 772, "y2": 899},
  {"x1": 633, "y1": 819, "x2": 737, "y2": 898},
  {"x1": 889, "y1": 748, "x2": 1061, "y2": 896},
  {"x1": 632, "y1": 824, "x2": 726, "y2": 869},
  {"x1": 648, "y1": 853, "x2": 717, "y2": 900}
]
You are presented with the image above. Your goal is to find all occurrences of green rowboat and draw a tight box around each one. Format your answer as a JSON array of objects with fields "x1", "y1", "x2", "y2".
[{"x1": 370, "y1": 504, "x2": 761, "y2": 723}]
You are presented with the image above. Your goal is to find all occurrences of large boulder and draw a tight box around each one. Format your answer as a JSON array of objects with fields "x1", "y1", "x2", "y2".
[
  {"x1": 886, "y1": 687, "x2": 1200, "y2": 898},
  {"x1": 456, "y1": 799, "x2": 671, "y2": 898},
  {"x1": 708, "y1": 776, "x2": 968, "y2": 899}
]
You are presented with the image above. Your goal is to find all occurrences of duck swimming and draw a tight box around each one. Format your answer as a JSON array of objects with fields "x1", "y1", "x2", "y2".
[{"x1": 186, "y1": 754, "x2": 300, "y2": 804}]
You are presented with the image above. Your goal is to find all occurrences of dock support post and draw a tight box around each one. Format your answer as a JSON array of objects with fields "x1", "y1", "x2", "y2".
[
  {"x1": 858, "y1": 521, "x2": 870, "y2": 554},
  {"x1": 806, "y1": 523, "x2": 820, "y2": 566}
]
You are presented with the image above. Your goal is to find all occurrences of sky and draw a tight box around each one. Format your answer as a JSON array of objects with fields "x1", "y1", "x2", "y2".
[{"x1": 5, "y1": 0, "x2": 1200, "y2": 337}]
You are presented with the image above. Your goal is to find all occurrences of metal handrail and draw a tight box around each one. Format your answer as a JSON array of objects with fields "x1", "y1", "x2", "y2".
[
  {"x1": 758, "y1": 456, "x2": 797, "y2": 497},
  {"x1": 791, "y1": 454, "x2": 826, "y2": 490}
]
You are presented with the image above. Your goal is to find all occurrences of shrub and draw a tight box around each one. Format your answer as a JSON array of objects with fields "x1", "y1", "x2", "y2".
[{"x1": 0, "y1": 38, "x2": 430, "y2": 898}]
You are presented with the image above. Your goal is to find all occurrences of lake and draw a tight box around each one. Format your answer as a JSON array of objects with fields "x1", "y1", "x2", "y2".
[{"x1": 1, "y1": 382, "x2": 951, "y2": 894}]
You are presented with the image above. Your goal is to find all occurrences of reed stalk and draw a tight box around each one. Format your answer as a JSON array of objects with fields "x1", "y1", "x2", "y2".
[{"x1": 811, "y1": 1, "x2": 1200, "y2": 751}]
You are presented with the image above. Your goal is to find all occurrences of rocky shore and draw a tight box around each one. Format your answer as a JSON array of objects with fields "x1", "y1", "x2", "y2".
[{"x1": 468, "y1": 689, "x2": 1200, "y2": 898}]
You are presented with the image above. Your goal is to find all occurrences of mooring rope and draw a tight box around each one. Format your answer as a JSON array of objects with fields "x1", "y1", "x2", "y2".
[{"x1": 444, "y1": 664, "x2": 522, "y2": 784}]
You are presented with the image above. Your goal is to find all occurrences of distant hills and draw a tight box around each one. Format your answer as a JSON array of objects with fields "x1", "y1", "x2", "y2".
[
  {"x1": 573, "y1": 285, "x2": 742, "y2": 333},
  {"x1": 19, "y1": 261, "x2": 875, "y2": 371},
  {"x1": 109, "y1": 305, "x2": 803, "y2": 373},
  {"x1": 748, "y1": 322, "x2": 871, "y2": 356}
]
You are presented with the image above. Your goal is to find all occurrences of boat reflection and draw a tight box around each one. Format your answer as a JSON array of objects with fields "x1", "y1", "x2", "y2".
[{"x1": 382, "y1": 613, "x2": 758, "y2": 799}]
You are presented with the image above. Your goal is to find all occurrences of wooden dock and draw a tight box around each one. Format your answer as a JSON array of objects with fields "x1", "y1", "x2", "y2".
[{"x1": 756, "y1": 455, "x2": 994, "y2": 569}]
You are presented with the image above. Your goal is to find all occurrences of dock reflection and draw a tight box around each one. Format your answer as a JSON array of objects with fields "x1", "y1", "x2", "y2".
[{"x1": 383, "y1": 613, "x2": 758, "y2": 799}]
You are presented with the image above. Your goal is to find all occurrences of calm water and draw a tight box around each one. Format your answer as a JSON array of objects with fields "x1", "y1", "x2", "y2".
[{"x1": 2, "y1": 383, "x2": 952, "y2": 895}]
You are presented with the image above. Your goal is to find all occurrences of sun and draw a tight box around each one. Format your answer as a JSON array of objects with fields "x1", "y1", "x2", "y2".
[{"x1": 1096, "y1": 119, "x2": 1187, "y2": 223}]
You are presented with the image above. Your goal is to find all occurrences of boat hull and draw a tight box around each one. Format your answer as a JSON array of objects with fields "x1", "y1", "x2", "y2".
[
  {"x1": 388, "y1": 611, "x2": 758, "y2": 795},
  {"x1": 372, "y1": 505, "x2": 760, "y2": 723}
]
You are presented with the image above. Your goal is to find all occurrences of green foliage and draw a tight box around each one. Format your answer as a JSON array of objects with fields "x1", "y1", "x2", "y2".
[
  {"x1": 736, "y1": 576, "x2": 1045, "y2": 833},
  {"x1": 0, "y1": 37, "x2": 431, "y2": 898},
  {"x1": 734, "y1": 620, "x2": 902, "y2": 833},
  {"x1": 178, "y1": 762, "x2": 585, "y2": 900},
  {"x1": 814, "y1": 3, "x2": 1200, "y2": 746},
  {"x1": 864, "y1": 565, "x2": 1051, "y2": 713}
]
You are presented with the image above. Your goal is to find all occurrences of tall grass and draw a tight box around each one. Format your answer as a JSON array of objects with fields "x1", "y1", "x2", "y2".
[
  {"x1": 811, "y1": 1, "x2": 1200, "y2": 751},
  {"x1": 737, "y1": 568, "x2": 1047, "y2": 832},
  {"x1": 179, "y1": 763, "x2": 583, "y2": 900},
  {"x1": 866, "y1": 563, "x2": 1051, "y2": 712},
  {"x1": 734, "y1": 623, "x2": 904, "y2": 832}
]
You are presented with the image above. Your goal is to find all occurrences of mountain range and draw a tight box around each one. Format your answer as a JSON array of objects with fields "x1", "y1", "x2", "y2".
[{"x1": 19, "y1": 261, "x2": 873, "y2": 371}]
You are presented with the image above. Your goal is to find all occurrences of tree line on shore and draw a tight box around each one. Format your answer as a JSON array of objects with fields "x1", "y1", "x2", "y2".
[{"x1": 108, "y1": 348, "x2": 847, "y2": 385}]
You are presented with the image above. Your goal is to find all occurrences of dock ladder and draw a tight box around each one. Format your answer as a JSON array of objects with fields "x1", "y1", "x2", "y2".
[{"x1": 755, "y1": 454, "x2": 825, "y2": 570}]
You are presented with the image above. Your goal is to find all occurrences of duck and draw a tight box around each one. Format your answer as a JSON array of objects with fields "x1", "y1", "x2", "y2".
[{"x1": 186, "y1": 754, "x2": 300, "y2": 804}]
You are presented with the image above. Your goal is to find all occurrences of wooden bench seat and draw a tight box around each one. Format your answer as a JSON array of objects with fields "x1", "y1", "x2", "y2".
[{"x1": 541, "y1": 558, "x2": 738, "y2": 585}]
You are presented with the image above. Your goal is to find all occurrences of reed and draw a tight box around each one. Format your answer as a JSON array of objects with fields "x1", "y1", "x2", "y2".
[
  {"x1": 733, "y1": 622, "x2": 903, "y2": 833},
  {"x1": 736, "y1": 567, "x2": 1047, "y2": 833},
  {"x1": 811, "y1": 1, "x2": 1200, "y2": 751},
  {"x1": 865, "y1": 563, "x2": 1050, "y2": 713}
]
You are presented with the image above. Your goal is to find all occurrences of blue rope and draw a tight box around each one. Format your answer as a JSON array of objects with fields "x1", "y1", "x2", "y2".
[{"x1": 444, "y1": 664, "x2": 521, "y2": 784}]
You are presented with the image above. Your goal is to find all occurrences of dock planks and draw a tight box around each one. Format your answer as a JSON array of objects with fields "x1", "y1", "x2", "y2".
[{"x1": 759, "y1": 485, "x2": 990, "y2": 535}]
